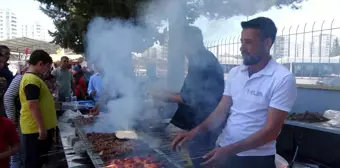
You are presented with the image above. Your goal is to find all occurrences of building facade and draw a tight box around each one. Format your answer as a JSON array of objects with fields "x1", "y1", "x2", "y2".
[
  {"x1": 21, "y1": 22, "x2": 47, "y2": 41},
  {"x1": 0, "y1": 9, "x2": 18, "y2": 40},
  {"x1": 273, "y1": 36, "x2": 290, "y2": 59},
  {"x1": 311, "y1": 34, "x2": 336, "y2": 57}
]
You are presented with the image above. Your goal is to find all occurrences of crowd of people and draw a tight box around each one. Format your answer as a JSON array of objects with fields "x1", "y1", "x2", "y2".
[
  {"x1": 0, "y1": 45, "x2": 101, "y2": 168},
  {"x1": 0, "y1": 16, "x2": 298, "y2": 168}
]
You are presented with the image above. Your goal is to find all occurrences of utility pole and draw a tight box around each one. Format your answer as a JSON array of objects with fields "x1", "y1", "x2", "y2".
[{"x1": 167, "y1": 0, "x2": 187, "y2": 92}]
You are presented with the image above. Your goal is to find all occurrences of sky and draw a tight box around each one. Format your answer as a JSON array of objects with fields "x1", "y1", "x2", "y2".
[
  {"x1": 196, "y1": 0, "x2": 340, "y2": 41},
  {"x1": 1, "y1": 0, "x2": 340, "y2": 42},
  {"x1": 0, "y1": 0, "x2": 55, "y2": 31}
]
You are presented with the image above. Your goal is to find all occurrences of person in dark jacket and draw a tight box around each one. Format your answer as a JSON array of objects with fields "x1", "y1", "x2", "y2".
[
  {"x1": 0, "y1": 45, "x2": 14, "y2": 84},
  {"x1": 0, "y1": 46, "x2": 14, "y2": 117},
  {"x1": 150, "y1": 26, "x2": 225, "y2": 167}
]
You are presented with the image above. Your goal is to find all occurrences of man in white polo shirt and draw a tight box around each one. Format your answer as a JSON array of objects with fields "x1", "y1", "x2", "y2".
[{"x1": 171, "y1": 17, "x2": 297, "y2": 168}]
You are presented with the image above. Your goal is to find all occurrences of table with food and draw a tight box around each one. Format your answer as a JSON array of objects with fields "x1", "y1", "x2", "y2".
[
  {"x1": 277, "y1": 110, "x2": 340, "y2": 167},
  {"x1": 285, "y1": 111, "x2": 340, "y2": 135}
]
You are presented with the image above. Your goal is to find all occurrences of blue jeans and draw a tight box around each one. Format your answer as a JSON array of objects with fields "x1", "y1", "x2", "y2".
[{"x1": 10, "y1": 129, "x2": 24, "y2": 168}]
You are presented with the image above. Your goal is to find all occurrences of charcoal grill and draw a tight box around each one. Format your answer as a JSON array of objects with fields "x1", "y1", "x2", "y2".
[
  {"x1": 74, "y1": 121, "x2": 185, "y2": 168},
  {"x1": 75, "y1": 125, "x2": 105, "y2": 168}
]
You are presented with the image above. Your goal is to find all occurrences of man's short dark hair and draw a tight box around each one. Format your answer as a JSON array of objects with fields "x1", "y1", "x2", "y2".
[
  {"x1": 28, "y1": 50, "x2": 53, "y2": 65},
  {"x1": 0, "y1": 45, "x2": 9, "y2": 51},
  {"x1": 183, "y1": 26, "x2": 204, "y2": 46},
  {"x1": 61, "y1": 56, "x2": 69, "y2": 60},
  {"x1": 241, "y1": 17, "x2": 277, "y2": 44}
]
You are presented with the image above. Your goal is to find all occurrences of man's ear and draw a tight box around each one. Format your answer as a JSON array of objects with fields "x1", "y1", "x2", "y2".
[{"x1": 264, "y1": 38, "x2": 273, "y2": 51}]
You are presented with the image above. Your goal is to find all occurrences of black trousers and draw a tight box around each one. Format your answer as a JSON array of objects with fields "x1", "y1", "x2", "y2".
[
  {"x1": 23, "y1": 129, "x2": 54, "y2": 168},
  {"x1": 220, "y1": 155, "x2": 276, "y2": 168},
  {"x1": 187, "y1": 132, "x2": 217, "y2": 168}
]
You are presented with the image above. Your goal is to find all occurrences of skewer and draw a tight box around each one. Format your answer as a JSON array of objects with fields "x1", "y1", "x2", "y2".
[{"x1": 40, "y1": 151, "x2": 72, "y2": 157}]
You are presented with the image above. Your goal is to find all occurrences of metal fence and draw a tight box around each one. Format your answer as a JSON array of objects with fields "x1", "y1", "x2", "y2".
[
  {"x1": 136, "y1": 18, "x2": 340, "y2": 86},
  {"x1": 205, "y1": 18, "x2": 340, "y2": 85}
]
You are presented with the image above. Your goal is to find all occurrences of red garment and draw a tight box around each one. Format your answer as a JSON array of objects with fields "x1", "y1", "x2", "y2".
[
  {"x1": 0, "y1": 117, "x2": 19, "y2": 168},
  {"x1": 74, "y1": 76, "x2": 87, "y2": 98}
]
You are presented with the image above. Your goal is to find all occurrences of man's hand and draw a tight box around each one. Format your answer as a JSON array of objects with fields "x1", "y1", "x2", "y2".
[
  {"x1": 171, "y1": 128, "x2": 199, "y2": 151},
  {"x1": 89, "y1": 105, "x2": 100, "y2": 116},
  {"x1": 90, "y1": 90, "x2": 97, "y2": 96},
  {"x1": 201, "y1": 146, "x2": 234, "y2": 167},
  {"x1": 38, "y1": 128, "x2": 47, "y2": 140}
]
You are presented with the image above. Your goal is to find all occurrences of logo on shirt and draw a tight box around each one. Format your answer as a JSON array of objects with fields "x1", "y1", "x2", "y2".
[{"x1": 247, "y1": 89, "x2": 263, "y2": 97}]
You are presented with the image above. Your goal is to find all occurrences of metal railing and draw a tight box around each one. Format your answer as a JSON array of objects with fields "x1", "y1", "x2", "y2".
[{"x1": 135, "y1": 18, "x2": 340, "y2": 86}]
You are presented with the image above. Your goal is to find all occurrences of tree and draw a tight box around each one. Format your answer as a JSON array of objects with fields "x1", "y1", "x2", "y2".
[
  {"x1": 37, "y1": 0, "x2": 306, "y2": 53},
  {"x1": 331, "y1": 37, "x2": 340, "y2": 57}
]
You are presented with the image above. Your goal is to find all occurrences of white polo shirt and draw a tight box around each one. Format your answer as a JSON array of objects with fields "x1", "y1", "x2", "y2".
[{"x1": 216, "y1": 59, "x2": 297, "y2": 156}]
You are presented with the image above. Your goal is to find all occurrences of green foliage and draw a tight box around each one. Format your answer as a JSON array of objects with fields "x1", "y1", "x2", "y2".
[{"x1": 37, "y1": 0, "x2": 306, "y2": 53}]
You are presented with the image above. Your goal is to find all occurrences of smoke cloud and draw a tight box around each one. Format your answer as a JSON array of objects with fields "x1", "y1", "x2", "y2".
[
  {"x1": 85, "y1": 0, "x2": 266, "y2": 132},
  {"x1": 84, "y1": 0, "x2": 186, "y2": 132}
]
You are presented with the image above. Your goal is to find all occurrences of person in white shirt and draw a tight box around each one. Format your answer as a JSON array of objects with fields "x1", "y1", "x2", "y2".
[{"x1": 171, "y1": 17, "x2": 297, "y2": 168}]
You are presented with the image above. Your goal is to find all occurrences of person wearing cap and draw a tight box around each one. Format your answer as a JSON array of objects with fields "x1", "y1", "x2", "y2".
[{"x1": 172, "y1": 17, "x2": 297, "y2": 168}]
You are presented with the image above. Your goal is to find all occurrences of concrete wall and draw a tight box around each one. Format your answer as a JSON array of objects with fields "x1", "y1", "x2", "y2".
[{"x1": 292, "y1": 86, "x2": 340, "y2": 113}]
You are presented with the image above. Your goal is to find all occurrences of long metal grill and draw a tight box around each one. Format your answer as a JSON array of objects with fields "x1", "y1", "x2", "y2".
[
  {"x1": 139, "y1": 130, "x2": 214, "y2": 167},
  {"x1": 73, "y1": 120, "x2": 187, "y2": 168}
]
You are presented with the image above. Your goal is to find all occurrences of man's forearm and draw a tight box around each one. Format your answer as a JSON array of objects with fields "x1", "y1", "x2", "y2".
[
  {"x1": 196, "y1": 106, "x2": 227, "y2": 133},
  {"x1": 4, "y1": 96, "x2": 17, "y2": 122},
  {"x1": 0, "y1": 144, "x2": 19, "y2": 159},
  {"x1": 167, "y1": 94, "x2": 184, "y2": 104},
  {"x1": 196, "y1": 96, "x2": 231, "y2": 133}
]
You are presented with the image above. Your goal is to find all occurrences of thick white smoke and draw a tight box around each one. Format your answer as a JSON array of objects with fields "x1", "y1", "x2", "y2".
[
  {"x1": 84, "y1": 0, "x2": 194, "y2": 133},
  {"x1": 85, "y1": 18, "x2": 150, "y2": 131}
]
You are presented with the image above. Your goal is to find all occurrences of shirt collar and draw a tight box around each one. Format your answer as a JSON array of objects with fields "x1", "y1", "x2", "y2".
[{"x1": 240, "y1": 58, "x2": 276, "y2": 76}]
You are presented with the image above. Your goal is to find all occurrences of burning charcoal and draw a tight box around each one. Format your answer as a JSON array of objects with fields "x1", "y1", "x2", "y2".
[{"x1": 105, "y1": 156, "x2": 163, "y2": 168}]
